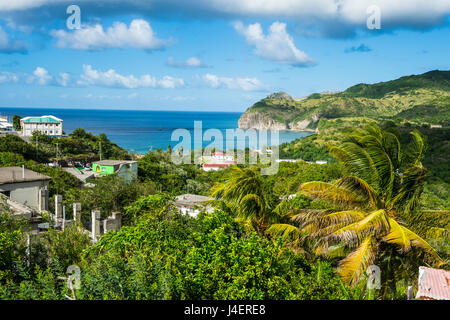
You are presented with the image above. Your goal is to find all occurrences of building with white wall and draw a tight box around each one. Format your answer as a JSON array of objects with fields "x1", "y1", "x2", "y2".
[
  {"x1": 201, "y1": 152, "x2": 237, "y2": 171},
  {"x1": 21, "y1": 115, "x2": 63, "y2": 137},
  {"x1": 172, "y1": 194, "x2": 214, "y2": 217},
  {"x1": 0, "y1": 166, "x2": 50, "y2": 212},
  {"x1": 0, "y1": 115, "x2": 14, "y2": 133}
]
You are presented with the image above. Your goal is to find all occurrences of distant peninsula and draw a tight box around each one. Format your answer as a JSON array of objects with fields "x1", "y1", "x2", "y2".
[{"x1": 238, "y1": 70, "x2": 450, "y2": 131}]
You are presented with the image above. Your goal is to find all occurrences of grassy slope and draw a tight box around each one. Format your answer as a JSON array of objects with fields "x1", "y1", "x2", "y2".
[{"x1": 245, "y1": 70, "x2": 450, "y2": 127}]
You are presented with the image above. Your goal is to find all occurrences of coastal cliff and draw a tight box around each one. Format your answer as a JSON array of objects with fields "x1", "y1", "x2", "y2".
[{"x1": 238, "y1": 111, "x2": 317, "y2": 131}]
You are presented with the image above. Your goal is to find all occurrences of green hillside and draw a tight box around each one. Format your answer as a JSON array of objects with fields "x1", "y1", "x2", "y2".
[{"x1": 240, "y1": 70, "x2": 450, "y2": 129}]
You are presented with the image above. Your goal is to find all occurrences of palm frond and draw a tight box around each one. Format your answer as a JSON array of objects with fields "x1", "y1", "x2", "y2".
[
  {"x1": 266, "y1": 223, "x2": 300, "y2": 242},
  {"x1": 299, "y1": 181, "x2": 366, "y2": 208},
  {"x1": 333, "y1": 209, "x2": 390, "y2": 244},
  {"x1": 335, "y1": 176, "x2": 378, "y2": 209},
  {"x1": 318, "y1": 210, "x2": 366, "y2": 228},
  {"x1": 338, "y1": 236, "x2": 378, "y2": 285}
]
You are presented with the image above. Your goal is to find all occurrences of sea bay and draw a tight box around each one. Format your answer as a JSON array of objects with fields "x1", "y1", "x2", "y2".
[{"x1": 0, "y1": 107, "x2": 312, "y2": 154}]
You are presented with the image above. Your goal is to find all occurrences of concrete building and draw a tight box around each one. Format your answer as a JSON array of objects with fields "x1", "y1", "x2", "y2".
[
  {"x1": 0, "y1": 166, "x2": 50, "y2": 212},
  {"x1": 92, "y1": 160, "x2": 138, "y2": 182},
  {"x1": 0, "y1": 115, "x2": 14, "y2": 132},
  {"x1": 20, "y1": 115, "x2": 63, "y2": 137},
  {"x1": 172, "y1": 194, "x2": 214, "y2": 217},
  {"x1": 201, "y1": 152, "x2": 237, "y2": 172}
]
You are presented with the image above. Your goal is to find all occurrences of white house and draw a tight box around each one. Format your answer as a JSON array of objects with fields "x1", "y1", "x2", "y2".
[
  {"x1": 201, "y1": 152, "x2": 237, "y2": 171},
  {"x1": 20, "y1": 115, "x2": 63, "y2": 137},
  {"x1": 172, "y1": 194, "x2": 214, "y2": 217},
  {"x1": 0, "y1": 166, "x2": 50, "y2": 212},
  {"x1": 0, "y1": 115, "x2": 14, "y2": 132}
]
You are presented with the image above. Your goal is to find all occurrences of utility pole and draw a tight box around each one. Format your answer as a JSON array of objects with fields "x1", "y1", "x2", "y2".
[
  {"x1": 99, "y1": 140, "x2": 102, "y2": 161},
  {"x1": 56, "y1": 142, "x2": 59, "y2": 161},
  {"x1": 35, "y1": 136, "x2": 38, "y2": 159}
]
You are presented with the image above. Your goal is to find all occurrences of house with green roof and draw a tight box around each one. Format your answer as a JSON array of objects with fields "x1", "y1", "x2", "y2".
[{"x1": 20, "y1": 115, "x2": 63, "y2": 137}]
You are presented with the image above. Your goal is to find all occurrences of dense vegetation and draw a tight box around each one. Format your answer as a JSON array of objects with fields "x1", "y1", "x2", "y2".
[{"x1": 0, "y1": 79, "x2": 448, "y2": 301}]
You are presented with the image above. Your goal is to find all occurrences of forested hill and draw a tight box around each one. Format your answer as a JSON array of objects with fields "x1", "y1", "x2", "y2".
[{"x1": 238, "y1": 70, "x2": 450, "y2": 130}]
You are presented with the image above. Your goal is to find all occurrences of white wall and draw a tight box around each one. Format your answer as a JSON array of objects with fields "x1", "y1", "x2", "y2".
[
  {"x1": 0, "y1": 180, "x2": 49, "y2": 211},
  {"x1": 23, "y1": 122, "x2": 63, "y2": 136}
]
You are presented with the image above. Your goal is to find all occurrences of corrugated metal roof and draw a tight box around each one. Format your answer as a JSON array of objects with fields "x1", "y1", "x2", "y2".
[
  {"x1": 416, "y1": 266, "x2": 450, "y2": 300},
  {"x1": 174, "y1": 194, "x2": 213, "y2": 206},
  {"x1": 0, "y1": 166, "x2": 51, "y2": 184},
  {"x1": 93, "y1": 160, "x2": 137, "y2": 166},
  {"x1": 21, "y1": 115, "x2": 62, "y2": 123}
]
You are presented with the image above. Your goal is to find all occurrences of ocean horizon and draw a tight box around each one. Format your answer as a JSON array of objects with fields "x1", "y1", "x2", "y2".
[{"x1": 0, "y1": 107, "x2": 312, "y2": 154}]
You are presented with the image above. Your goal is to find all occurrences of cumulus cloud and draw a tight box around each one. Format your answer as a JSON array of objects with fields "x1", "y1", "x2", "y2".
[
  {"x1": 50, "y1": 19, "x2": 169, "y2": 50},
  {"x1": 2, "y1": 1, "x2": 450, "y2": 37},
  {"x1": 0, "y1": 26, "x2": 27, "y2": 54},
  {"x1": 0, "y1": 71, "x2": 20, "y2": 83},
  {"x1": 1, "y1": 65, "x2": 185, "y2": 89},
  {"x1": 202, "y1": 73, "x2": 268, "y2": 91},
  {"x1": 29, "y1": 66, "x2": 52, "y2": 85},
  {"x1": 79, "y1": 64, "x2": 185, "y2": 89},
  {"x1": 167, "y1": 57, "x2": 208, "y2": 68},
  {"x1": 233, "y1": 21, "x2": 315, "y2": 67}
]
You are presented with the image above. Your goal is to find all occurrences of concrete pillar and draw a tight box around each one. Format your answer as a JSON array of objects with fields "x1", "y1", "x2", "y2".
[
  {"x1": 103, "y1": 218, "x2": 115, "y2": 233},
  {"x1": 39, "y1": 188, "x2": 48, "y2": 212},
  {"x1": 55, "y1": 195, "x2": 62, "y2": 220},
  {"x1": 112, "y1": 211, "x2": 122, "y2": 229},
  {"x1": 73, "y1": 202, "x2": 81, "y2": 222},
  {"x1": 407, "y1": 286, "x2": 414, "y2": 300},
  {"x1": 62, "y1": 206, "x2": 66, "y2": 231},
  {"x1": 91, "y1": 210, "x2": 101, "y2": 242}
]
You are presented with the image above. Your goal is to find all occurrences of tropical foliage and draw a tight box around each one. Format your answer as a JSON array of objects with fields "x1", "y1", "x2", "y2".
[{"x1": 269, "y1": 124, "x2": 447, "y2": 297}]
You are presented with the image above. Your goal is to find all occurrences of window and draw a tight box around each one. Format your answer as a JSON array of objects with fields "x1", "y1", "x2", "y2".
[{"x1": 0, "y1": 191, "x2": 11, "y2": 197}]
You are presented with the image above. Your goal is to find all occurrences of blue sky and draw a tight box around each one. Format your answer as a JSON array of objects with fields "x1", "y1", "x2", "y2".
[{"x1": 0, "y1": 0, "x2": 449, "y2": 112}]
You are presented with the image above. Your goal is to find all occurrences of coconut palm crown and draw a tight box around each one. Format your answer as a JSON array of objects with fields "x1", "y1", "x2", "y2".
[
  {"x1": 211, "y1": 166, "x2": 278, "y2": 233},
  {"x1": 296, "y1": 124, "x2": 444, "y2": 285}
]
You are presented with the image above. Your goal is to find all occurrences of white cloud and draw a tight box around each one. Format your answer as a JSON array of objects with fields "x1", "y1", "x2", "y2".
[
  {"x1": 202, "y1": 73, "x2": 268, "y2": 91},
  {"x1": 0, "y1": 71, "x2": 19, "y2": 83},
  {"x1": 51, "y1": 19, "x2": 169, "y2": 50},
  {"x1": 167, "y1": 57, "x2": 207, "y2": 68},
  {"x1": 30, "y1": 66, "x2": 52, "y2": 85},
  {"x1": 3, "y1": 1, "x2": 450, "y2": 35},
  {"x1": 56, "y1": 72, "x2": 71, "y2": 86},
  {"x1": 0, "y1": 65, "x2": 184, "y2": 89},
  {"x1": 79, "y1": 64, "x2": 185, "y2": 89},
  {"x1": 0, "y1": 25, "x2": 27, "y2": 53},
  {"x1": 234, "y1": 21, "x2": 315, "y2": 67}
]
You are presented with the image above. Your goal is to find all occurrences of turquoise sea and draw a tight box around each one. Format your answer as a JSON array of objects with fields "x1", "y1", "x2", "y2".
[{"x1": 0, "y1": 108, "x2": 312, "y2": 154}]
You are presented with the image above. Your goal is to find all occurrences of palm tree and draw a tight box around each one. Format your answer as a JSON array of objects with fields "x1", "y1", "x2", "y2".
[
  {"x1": 270, "y1": 125, "x2": 445, "y2": 292},
  {"x1": 211, "y1": 166, "x2": 279, "y2": 234}
]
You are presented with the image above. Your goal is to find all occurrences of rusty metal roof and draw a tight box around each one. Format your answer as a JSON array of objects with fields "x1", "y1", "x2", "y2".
[{"x1": 416, "y1": 266, "x2": 450, "y2": 300}]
